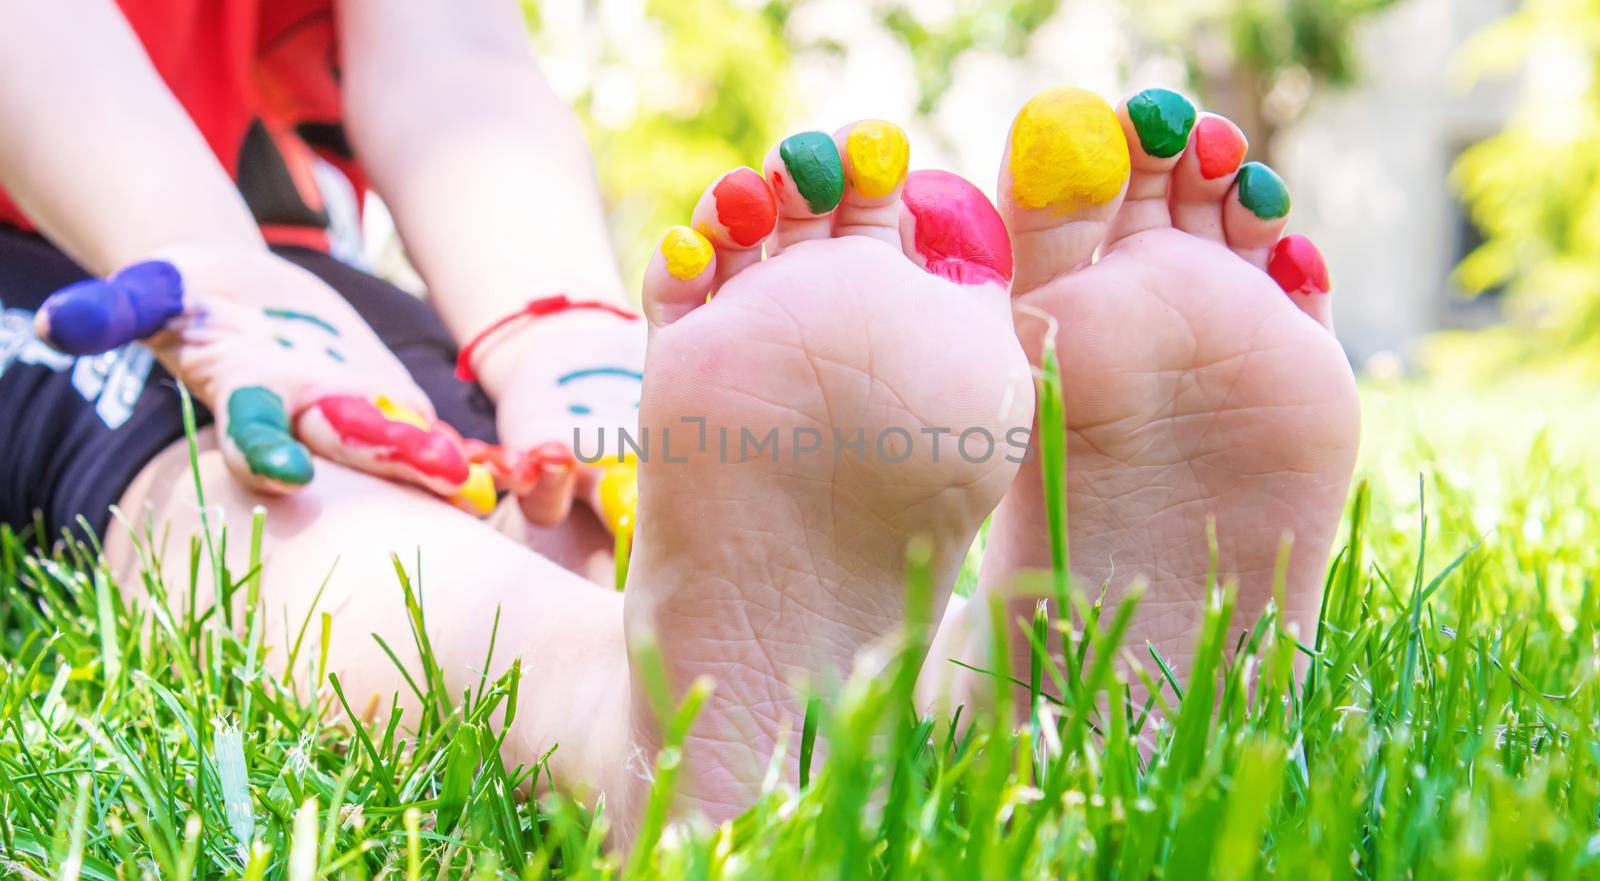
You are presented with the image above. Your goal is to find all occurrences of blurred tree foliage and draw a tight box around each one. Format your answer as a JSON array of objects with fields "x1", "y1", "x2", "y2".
[
  {"x1": 1449, "y1": 0, "x2": 1600, "y2": 370},
  {"x1": 1118, "y1": 0, "x2": 1398, "y2": 166},
  {"x1": 878, "y1": 0, "x2": 1398, "y2": 167},
  {"x1": 526, "y1": 0, "x2": 796, "y2": 286},
  {"x1": 878, "y1": 0, "x2": 1064, "y2": 116}
]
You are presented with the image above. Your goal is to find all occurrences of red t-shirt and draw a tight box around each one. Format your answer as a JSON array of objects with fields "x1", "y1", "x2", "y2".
[{"x1": 0, "y1": 0, "x2": 363, "y2": 251}]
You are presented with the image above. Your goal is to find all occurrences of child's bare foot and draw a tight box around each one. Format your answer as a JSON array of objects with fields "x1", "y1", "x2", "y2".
[
  {"x1": 624, "y1": 123, "x2": 1032, "y2": 822},
  {"x1": 979, "y1": 88, "x2": 1360, "y2": 679}
]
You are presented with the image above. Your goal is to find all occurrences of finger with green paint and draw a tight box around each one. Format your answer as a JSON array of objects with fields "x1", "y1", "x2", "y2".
[
  {"x1": 219, "y1": 384, "x2": 316, "y2": 491},
  {"x1": 763, "y1": 130, "x2": 846, "y2": 255}
]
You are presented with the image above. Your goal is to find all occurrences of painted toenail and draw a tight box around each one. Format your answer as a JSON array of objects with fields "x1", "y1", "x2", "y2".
[
  {"x1": 1008, "y1": 87, "x2": 1130, "y2": 213},
  {"x1": 845, "y1": 121, "x2": 909, "y2": 199},
  {"x1": 227, "y1": 386, "x2": 313, "y2": 485},
  {"x1": 902, "y1": 170, "x2": 1014, "y2": 287},
  {"x1": 1268, "y1": 234, "x2": 1330, "y2": 296},
  {"x1": 1126, "y1": 88, "x2": 1195, "y2": 159},
  {"x1": 777, "y1": 132, "x2": 846, "y2": 214},
  {"x1": 661, "y1": 225, "x2": 714, "y2": 279},
  {"x1": 1236, "y1": 162, "x2": 1291, "y2": 220},
  {"x1": 711, "y1": 168, "x2": 777, "y2": 247},
  {"x1": 1194, "y1": 116, "x2": 1248, "y2": 180}
]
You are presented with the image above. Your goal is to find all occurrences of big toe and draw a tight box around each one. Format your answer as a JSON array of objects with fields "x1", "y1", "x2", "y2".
[
  {"x1": 900, "y1": 169, "x2": 1014, "y2": 290},
  {"x1": 997, "y1": 87, "x2": 1132, "y2": 296}
]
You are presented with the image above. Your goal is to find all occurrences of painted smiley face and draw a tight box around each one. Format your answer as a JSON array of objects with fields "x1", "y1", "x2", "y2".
[
  {"x1": 558, "y1": 365, "x2": 642, "y2": 418},
  {"x1": 263, "y1": 307, "x2": 346, "y2": 362}
]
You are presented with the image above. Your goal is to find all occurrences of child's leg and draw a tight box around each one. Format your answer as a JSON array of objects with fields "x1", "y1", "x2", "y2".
[
  {"x1": 108, "y1": 435, "x2": 636, "y2": 811},
  {"x1": 105, "y1": 126, "x2": 1036, "y2": 837}
]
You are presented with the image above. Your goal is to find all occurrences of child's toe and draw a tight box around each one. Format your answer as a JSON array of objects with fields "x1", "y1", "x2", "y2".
[
  {"x1": 642, "y1": 225, "x2": 719, "y2": 328},
  {"x1": 688, "y1": 166, "x2": 777, "y2": 291},
  {"x1": 830, "y1": 119, "x2": 910, "y2": 248},
  {"x1": 1223, "y1": 161, "x2": 1292, "y2": 270},
  {"x1": 1103, "y1": 88, "x2": 1196, "y2": 248},
  {"x1": 900, "y1": 169, "x2": 1013, "y2": 290},
  {"x1": 1169, "y1": 114, "x2": 1249, "y2": 242},
  {"x1": 1269, "y1": 234, "x2": 1334, "y2": 331},
  {"x1": 764, "y1": 131, "x2": 846, "y2": 254},
  {"x1": 996, "y1": 87, "x2": 1131, "y2": 296}
]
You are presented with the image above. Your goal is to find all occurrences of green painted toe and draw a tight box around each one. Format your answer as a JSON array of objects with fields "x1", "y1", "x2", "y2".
[
  {"x1": 1236, "y1": 162, "x2": 1291, "y2": 220},
  {"x1": 779, "y1": 132, "x2": 845, "y2": 214},
  {"x1": 1126, "y1": 88, "x2": 1196, "y2": 159}
]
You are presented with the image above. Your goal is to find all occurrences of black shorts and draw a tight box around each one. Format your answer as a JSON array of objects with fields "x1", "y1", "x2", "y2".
[{"x1": 0, "y1": 226, "x2": 498, "y2": 542}]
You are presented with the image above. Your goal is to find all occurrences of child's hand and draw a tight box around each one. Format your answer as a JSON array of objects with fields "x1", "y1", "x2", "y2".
[
  {"x1": 34, "y1": 243, "x2": 495, "y2": 512},
  {"x1": 490, "y1": 314, "x2": 645, "y2": 531}
]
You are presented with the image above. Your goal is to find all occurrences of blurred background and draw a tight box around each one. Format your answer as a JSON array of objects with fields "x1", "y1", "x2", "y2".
[{"x1": 363, "y1": 0, "x2": 1594, "y2": 382}]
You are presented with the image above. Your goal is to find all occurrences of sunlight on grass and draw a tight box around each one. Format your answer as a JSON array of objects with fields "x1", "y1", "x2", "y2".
[{"x1": 3, "y1": 377, "x2": 1600, "y2": 877}]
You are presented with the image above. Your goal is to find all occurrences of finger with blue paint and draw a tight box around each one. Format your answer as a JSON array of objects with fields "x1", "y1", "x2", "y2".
[{"x1": 33, "y1": 260, "x2": 187, "y2": 355}]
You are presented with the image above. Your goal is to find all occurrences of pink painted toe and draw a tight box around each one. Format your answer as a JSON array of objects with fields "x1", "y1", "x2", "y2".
[{"x1": 900, "y1": 170, "x2": 1014, "y2": 288}]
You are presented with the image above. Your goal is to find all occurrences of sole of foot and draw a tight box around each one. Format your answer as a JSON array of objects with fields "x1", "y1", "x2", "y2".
[
  {"x1": 620, "y1": 122, "x2": 1034, "y2": 829},
  {"x1": 969, "y1": 86, "x2": 1359, "y2": 696}
]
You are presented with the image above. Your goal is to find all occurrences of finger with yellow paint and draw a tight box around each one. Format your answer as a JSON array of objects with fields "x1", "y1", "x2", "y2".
[
  {"x1": 451, "y1": 463, "x2": 498, "y2": 516},
  {"x1": 596, "y1": 453, "x2": 638, "y2": 545},
  {"x1": 830, "y1": 119, "x2": 911, "y2": 249},
  {"x1": 997, "y1": 87, "x2": 1133, "y2": 296}
]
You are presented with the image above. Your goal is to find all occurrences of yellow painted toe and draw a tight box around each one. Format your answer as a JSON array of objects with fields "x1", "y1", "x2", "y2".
[
  {"x1": 1007, "y1": 88, "x2": 1130, "y2": 213},
  {"x1": 598, "y1": 455, "x2": 638, "y2": 538},
  {"x1": 661, "y1": 226, "x2": 714, "y2": 280},
  {"x1": 845, "y1": 121, "x2": 910, "y2": 199}
]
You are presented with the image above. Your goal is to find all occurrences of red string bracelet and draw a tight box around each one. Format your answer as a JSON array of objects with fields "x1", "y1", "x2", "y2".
[{"x1": 455, "y1": 293, "x2": 641, "y2": 383}]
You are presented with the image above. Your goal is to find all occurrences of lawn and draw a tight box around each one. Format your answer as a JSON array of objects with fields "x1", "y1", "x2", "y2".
[{"x1": 4, "y1": 377, "x2": 1600, "y2": 879}]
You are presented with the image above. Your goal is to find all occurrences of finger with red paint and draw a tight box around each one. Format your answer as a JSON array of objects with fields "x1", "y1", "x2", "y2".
[
  {"x1": 686, "y1": 166, "x2": 777, "y2": 297},
  {"x1": 34, "y1": 243, "x2": 496, "y2": 513}
]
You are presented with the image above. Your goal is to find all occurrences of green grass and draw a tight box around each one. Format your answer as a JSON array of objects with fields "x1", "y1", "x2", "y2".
[{"x1": 5, "y1": 376, "x2": 1600, "y2": 878}]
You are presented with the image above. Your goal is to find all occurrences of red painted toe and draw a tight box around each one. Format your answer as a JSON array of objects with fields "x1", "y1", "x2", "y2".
[
  {"x1": 710, "y1": 168, "x2": 778, "y2": 247},
  {"x1": 1194, "y1": 116, "x2": 1248, "y2": 181},
  {"x1": 1268, "y1": 234, "x2": 1331, "y2": 296}
]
